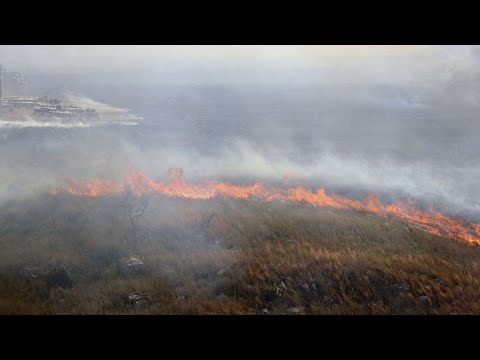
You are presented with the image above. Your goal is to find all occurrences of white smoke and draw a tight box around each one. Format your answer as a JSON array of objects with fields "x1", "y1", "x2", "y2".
[{"x1": 122, "y1": 139, "x2": 480, "y2": 214}]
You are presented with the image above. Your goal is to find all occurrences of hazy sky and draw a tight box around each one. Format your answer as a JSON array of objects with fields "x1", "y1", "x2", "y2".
[{"x1": 1, "y1": 45, "x2": 476, "y2": 84}]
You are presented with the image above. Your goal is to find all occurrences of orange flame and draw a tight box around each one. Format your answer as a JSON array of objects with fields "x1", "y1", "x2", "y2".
[{"x1": 48, "y1": 167, "x2": 480, "y2": 246}]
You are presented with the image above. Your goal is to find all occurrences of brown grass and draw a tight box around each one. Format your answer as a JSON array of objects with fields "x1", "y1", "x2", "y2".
[{"x1": 0, "y1": 194, "x2": 480, "y2": 314}]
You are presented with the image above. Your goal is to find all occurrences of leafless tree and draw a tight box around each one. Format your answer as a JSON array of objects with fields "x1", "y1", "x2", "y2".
[{"x1": 120, "y1": 190, "x2": 149, "y2": 250}]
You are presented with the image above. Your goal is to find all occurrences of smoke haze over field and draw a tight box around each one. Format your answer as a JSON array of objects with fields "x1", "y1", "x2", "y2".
[{"x1": 1, "y1": 45, "x2": 480, "y2": 216}]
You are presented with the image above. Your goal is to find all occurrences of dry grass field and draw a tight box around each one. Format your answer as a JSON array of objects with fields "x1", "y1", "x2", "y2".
[{"x1": 1, "y1": 193, "x2": 479, "y2": 315}]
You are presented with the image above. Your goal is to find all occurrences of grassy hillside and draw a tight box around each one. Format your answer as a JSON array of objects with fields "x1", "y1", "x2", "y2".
[{"x1": 1, "y1": 194, "x2": 479, "y2": 314}]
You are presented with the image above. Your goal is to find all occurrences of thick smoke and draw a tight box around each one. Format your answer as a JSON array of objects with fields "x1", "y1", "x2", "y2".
[{"x1": 0, "y1": 45, "x2": 479, "y2": 217}]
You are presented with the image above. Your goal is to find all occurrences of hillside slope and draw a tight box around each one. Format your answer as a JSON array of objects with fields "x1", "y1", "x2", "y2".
[{"x1": 0, "y1": 195, "x2": 479, "y2": 314}]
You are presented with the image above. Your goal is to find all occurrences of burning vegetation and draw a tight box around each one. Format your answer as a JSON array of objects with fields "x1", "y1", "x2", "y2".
[
  {"x1": 48, "y1": 166, "x2": 480, "y2": 246},
  {"x1": 2, "y1": 190, "x2": 480, "y2": 315},
  {"x1": 3, "y1": 45, "x2": 480, "y2": 315}
]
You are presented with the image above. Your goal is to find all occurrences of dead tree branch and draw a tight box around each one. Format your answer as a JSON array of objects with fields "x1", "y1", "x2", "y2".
[{"x1": 120, "y1": 190, "x2": 150, "y2": 250}]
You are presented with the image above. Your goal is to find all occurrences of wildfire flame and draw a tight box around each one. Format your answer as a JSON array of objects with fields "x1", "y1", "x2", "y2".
[{"x1": 48, "y1": 167, "x2": 480, "y2": 245}]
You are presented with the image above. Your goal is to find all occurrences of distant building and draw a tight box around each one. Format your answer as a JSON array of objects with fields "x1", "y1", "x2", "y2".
[
  {"x1": 0, "y1": 64, "x2": 99, "y2": 121},
  {"x1": 0, "y1": 64, "x2": 141, "y2": 124}
]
